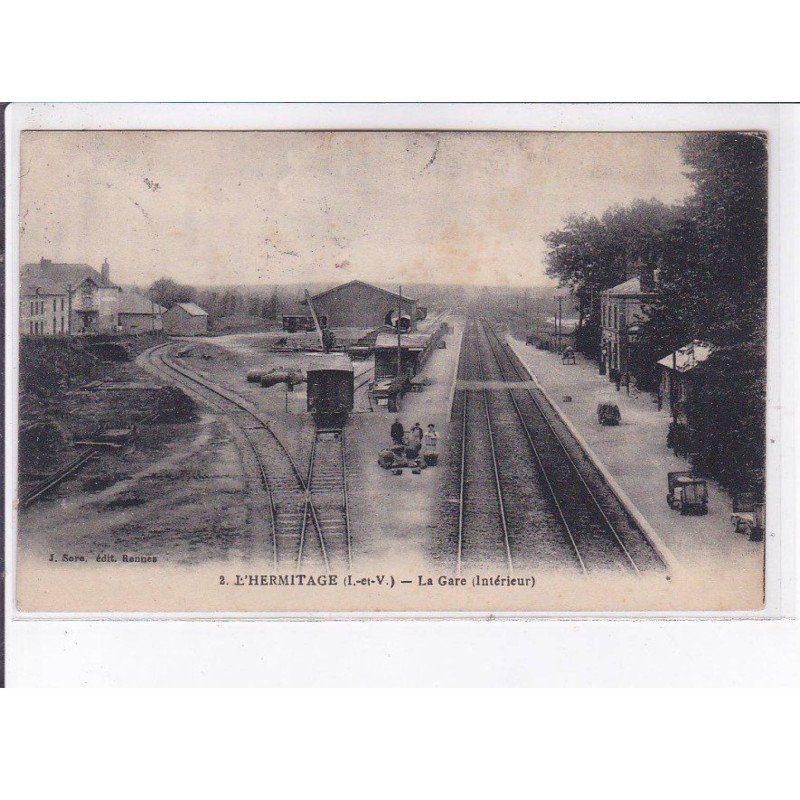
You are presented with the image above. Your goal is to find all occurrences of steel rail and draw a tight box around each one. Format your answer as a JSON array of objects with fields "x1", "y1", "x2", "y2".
[
  {"x1": 151, "y1": 342, "x2": 344, "y2": 574},
  {"x1": 354, "y1": 373, "x2": 373, "y2": 392},
  {"x1": 455, "y1": 325, "x2": 469, "y2": 575},
  {"x1": 481, "y1": 321, "x2": 639, "y2": 574},
  {"x1": 340, "y1": 430, "x2": 353, "y2": 571},
  {"x1": 20, "y1": 382, "x2": 167, "y2": 509},
  {"x1": 475, "y1": 321, "x2": 585, "y2": 574},
  {"x1": 475, "y1": 331, "x2": 514, "y2": 573},
  {"x1": 145, "y1": 343, "x2": 287, "y2": 570},
  {"x1": 298, "y1": 434, "x2": 332, "y2": 572},
  {"x1": 20, "y1": 448, "x2": 98, "y2": 508}
]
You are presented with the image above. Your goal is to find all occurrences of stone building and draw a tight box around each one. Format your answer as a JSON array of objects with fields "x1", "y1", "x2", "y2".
[
  {"x1": 20, "y1": 258, "x2": 121, "y2": 335},
  {"x1": 599, "y1": 270, "x2": 655, "y2": 385}
]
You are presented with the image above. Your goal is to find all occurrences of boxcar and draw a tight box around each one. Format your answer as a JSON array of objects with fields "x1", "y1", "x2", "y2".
[
  {"x1": 306, "y1": 353, "x2": 354, "y2": 425},
  {"x1": 282, "y1": 315, "x2": 328, "y2": 333}
]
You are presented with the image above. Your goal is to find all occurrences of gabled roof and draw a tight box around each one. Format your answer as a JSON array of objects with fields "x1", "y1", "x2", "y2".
[
  {"x1": 20, "y1": 277, "x2": 68, "y2": 296},
  {"x1": 657, "y1": 340, "x2": 715, "y2": 372},
  {"x1": 21, "y1": 261, "x2": 119, "y2": 291},
  {"x1": 118, "y1": 290, "x2": 167, "y2": 315},
  {"x1": 309, "y1": 279, "x2": 415, "y2": 304},
  {"x1": 605, "y1": 276, "x2": 648, "y2": 296},
  {"x1": 171, "y1": 302, "x2": 208, "y2": 316}
]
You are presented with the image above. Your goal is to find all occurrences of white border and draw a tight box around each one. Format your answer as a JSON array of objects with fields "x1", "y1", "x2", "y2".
[{"x1": 5, "y1": 104, "x2": 798, "y2": 685}]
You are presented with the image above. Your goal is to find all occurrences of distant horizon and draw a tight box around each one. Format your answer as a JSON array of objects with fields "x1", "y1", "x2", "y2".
[{"x1": 23, "y1": 257, "x2": 567, "y2": 294}]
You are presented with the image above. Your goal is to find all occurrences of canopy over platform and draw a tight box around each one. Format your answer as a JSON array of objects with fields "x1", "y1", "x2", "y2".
[{"x1": 374, "y1": 332, "x2": 430, "y2": 351}]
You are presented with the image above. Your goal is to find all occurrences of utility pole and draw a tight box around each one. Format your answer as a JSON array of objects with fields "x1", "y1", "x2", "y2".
[
  {"x1": 66, "y1": 283, "x2": 74, "y2": 336},
  {"x1": 554, "y1": 294, "x2": 563, "y2": 350},
  {"x1": 671, "y1": 346, "x2": 678, "y2": 425},
  {"x1": 397, "y1": 284, "x2": 403, "y2": 378}
]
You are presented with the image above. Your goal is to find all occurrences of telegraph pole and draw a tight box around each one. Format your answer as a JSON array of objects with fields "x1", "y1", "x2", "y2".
[
  {"x1": 67, "y1": 283, "x2": 74, "y2": 336},
  {"x1": 553, "y1": 294, "x2": 563, "y2": 350},
  {"x1": 397, "y1": 284, "x2": 403, "y2": 378}
]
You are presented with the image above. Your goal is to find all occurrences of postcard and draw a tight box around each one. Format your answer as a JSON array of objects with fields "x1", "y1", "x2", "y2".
[{"x1": 8, "y1": 112, "x2": 771, "y2": 613}]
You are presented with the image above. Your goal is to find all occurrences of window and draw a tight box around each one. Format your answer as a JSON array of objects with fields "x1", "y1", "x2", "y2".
[
  {"x1": 53, "y1": 298, "x2": 57, "y2": 312},
  {"x1": 30, "y1": 301, "x2": 34, "y2": 316},
  {"x1": 61, "y1": 297, "x2": 65, "y2": 311},
  {"x1": 29, "y1": 321, "x2": 33, "y2": 335},
  {"x1": 60, "y1": 317, "x2": 65, "y2": 334},
  {"x1": 53, "y1": 317, "x2": 57, "y2": 333}
]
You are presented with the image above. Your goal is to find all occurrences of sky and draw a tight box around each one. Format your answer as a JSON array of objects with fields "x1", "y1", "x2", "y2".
[{"x1": 19, "y1": 130, "x2": 693, "y2": 288}]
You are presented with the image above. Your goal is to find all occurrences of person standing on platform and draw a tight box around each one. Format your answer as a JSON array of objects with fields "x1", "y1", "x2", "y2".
[
  {"x1": 423, "y1": 423, "x2": 439, "y2": 466},
  {"x1": 390, "y1": 418, "x2": 405, "y2": 446},
  {"x1": 409, "y1": 422, "x2": 424, "y2": 456}
]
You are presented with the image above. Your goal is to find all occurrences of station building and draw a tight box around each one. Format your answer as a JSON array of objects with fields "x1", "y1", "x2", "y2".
[
  {"x1": 599, "y1": 270, "x2": 655, "y2": 385},
  {"x1": 307, "y1": 280, "x2": 418, "y2": 331}
]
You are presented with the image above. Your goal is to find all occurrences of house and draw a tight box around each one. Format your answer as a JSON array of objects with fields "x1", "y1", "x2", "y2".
[
  {"x1": 657, "y1": 340, "x2": 716, "y2": 423},
  {"x1": 162, "y1": 302, "x2": 209, "y2": 336},
  {"x1": 600, "y1": 271, "x2": 655, "y2": 385},
  {"x1": 20, "y1": 258, "x2": 121, "y2": 335},
  {"x1": 307, "y1": 280, "x2": 418, "y2": 332},
  {"x1": 19, "y1": 278, "x2": 70, "y2": 336},
  {"x1": 117, "y1": 291, "x2": 166, "y2": 334}
]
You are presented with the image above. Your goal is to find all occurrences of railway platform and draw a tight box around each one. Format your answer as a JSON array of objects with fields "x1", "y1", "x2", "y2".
[
  {"x1": 344, "y1": 319, "x2": 464, "y2": 567},
  {"x1": 506, "y1": 334, "x2": 764, "y2": 587}
]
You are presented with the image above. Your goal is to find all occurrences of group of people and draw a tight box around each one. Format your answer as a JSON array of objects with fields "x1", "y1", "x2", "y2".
[{"x1": 390, "y1": 418, "x2": 439, "y2": 467}]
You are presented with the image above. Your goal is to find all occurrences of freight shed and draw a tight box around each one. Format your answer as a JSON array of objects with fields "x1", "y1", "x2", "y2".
[
  {"x1": 162, "y1": 302, "x2": 209, "y2": 336},
  {"x1": 308, "y1": 280, "x2": 417, "y2": 331}
]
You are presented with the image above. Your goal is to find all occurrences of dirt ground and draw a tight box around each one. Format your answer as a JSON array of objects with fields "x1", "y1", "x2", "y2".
[{"x1": 17, "y1": 324, "x2": 463, "y2": 572}]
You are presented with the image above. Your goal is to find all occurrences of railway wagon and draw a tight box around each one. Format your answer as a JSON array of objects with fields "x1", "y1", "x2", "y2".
[
  {"x1": 282, "y1": 314, "x2": 328, "y2": 333},
  {"x1": 373, "y1": 324, "x2": 447, "y2": 380},
  {"x1": 306, "y1": 353, "x2": 354, "y2": 426}
]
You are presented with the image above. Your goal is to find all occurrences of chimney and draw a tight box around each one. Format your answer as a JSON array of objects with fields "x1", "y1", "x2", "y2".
[
  {"x1": 637, "y1": 258, "x2": 656, "y2": 293},
  {"x1": 101, "y1": 258, "x2": 110, "y2": 285},
  {"x1": 40, "y1": 257, "x2": 52, "y2": 268}
]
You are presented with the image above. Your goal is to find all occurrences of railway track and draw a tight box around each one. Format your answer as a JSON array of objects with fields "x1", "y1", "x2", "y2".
[
  {"x1": 451, "y1": 319, "x2": 662, "y2": 574},
  {"x1": 479, "y1": 319, "x2": 662, "y2": 573},
  {"x1": 454, "y1": 322, "x2": 513, "y2": 574},
  {"x1": 144, "y1": 343, "x2": 351, "y2": 573},
  {"x1": 20, "y1": 408, "x2": 163, "y2": 509},
  {"x1": 20, "y1": 448, "x2": 99, "y2": 508}
]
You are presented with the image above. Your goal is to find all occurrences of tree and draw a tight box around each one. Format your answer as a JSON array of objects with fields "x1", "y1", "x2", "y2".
[
  {"x1": 638, "y1": 132, "x2": 768, "y2": 493},
  {"x1": 544, "y1": 199, "x2": 678, "y2": 358},
  {"x1": 267, "y1": 287, "x2": 279, "y2": 319},
  {"x1": 147, "y1": 278, "x2": 196, "y2": 309}
]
